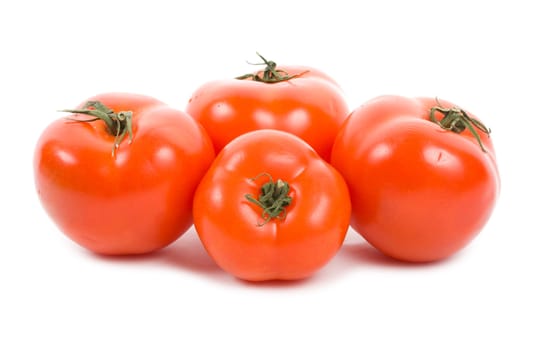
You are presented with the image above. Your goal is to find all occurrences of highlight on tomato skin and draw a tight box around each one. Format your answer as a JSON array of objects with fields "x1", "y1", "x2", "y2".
[
  {"x1": 185, "y1": 53, "x2": 350, "y2": 161},
  {"x1": 34, "y1": 92, "x2": 215, "y2": 255},
  {"x1": 330, "y1": 95, "x2": 500, "y2": 263},
  {"x1": 192, "y1": 129, "x2": 352, "y2": 281}
]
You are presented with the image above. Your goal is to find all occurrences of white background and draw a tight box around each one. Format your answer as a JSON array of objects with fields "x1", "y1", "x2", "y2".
[{"x1": 1, "y1": 0, "x2": 532, "y2": 349}]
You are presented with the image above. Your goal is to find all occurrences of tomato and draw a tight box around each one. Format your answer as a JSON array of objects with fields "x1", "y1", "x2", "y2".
[
  {"x1": 331, "y1": 95, "x2": 500, "y2": 262},
  {"x1": 193, "y1": 129, "x2": 351, "y2": 281},
  {"x1": 186, "y1": 53, "x2": 349, "y2": 160},
  {"x1": 34, "y1": 92, "x2": 215, "y2": 255}
]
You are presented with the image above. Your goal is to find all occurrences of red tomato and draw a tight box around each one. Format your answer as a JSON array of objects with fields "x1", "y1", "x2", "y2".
[
  {"x1": 193, "y1": 129, "x2": 351, "y2": 281},
  {"x1": 34, "y1": 92, "x2": 215, "y2": 255},
  {"x1": 331, "y1": 95, "x2": 500, "y2": 262},
  {"x1": 186, "y1": 53, "x2": 349, "y2": 160}
]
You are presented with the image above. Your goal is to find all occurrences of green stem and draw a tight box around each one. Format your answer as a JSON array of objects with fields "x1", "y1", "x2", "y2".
[
  {"x1": 429, "y1": 102, "x2": 491, "y2": 152},
  {"x1": 235, "y1": 52, "x2": 308, "y2": 83},
  {"x1": 60, "y1": 101, "x2": 133, "y2": 156},
  {"x1": 244, "y1": 173, "x2": 292, "y2": 226}
]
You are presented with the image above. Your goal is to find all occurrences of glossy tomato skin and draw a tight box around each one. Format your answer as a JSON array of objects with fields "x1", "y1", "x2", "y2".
[
  {"x1": 186, "y1": 65, "x2": 349, "y2": 160},
  {"x1": 34, "y1": 92, "x2": 215, "y2": 255},
  {"x1": 193, "y1": 129, "x2": 351, "y2": 281},
  {"x1": 331, "y1": 95, "x2": 500, "y2": 262}
]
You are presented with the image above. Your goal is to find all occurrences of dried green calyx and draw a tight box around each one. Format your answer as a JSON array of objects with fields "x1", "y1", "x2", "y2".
[
  {"x1": 244, "y1": 173, "x2": 292, "y2": 226},
  {"x1": 235, "y1": 52, "x2": 308, "y2": 83},
  {"x1": 429, "y1": 104, "x2": 491, "y2": 152},
  {"x1": 60, "y1": 100, "x2": 133, "y2": 156}
]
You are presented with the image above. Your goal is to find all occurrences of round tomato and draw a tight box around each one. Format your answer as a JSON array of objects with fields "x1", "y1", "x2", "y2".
[
  {"x1": 34, "y1": 92, "x2": 215, "y2": 255},
  {"x1": 185, "y1": 53, "x2": 349, "y2": 160},
  {"x1": 193, "y1": 129, "x2": 351, "y2": 281},
  {"x1": 331, "y1": 95, "x2": 500, "y2": 262}
]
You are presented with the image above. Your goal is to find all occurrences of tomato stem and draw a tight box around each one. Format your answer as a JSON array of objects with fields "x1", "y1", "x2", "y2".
[
  {"x1": 244, "y1": 173, "x2": 292, "y2": 226},
  {"x1": 60, "y1": 101, "x2": 133, "y2": 156},
  {"x1": 429, "y1": 102, "x2": 491, "y2": 152},
  {"x1": 235, "y1": 52, "x2": 308, "y2": 83}
]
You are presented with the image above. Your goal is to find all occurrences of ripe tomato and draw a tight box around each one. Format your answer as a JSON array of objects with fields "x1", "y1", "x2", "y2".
[
  {"x1": 186, "y1": 53, "x2": 349, "y2": 160},
  {"x1": 34, "y1": 92, "x2": 215, "y2": 255},
  {"x1": 331, "y1": 95, "x2": 500, "y2": 262},
  {"x1": 193, "y1": 129, "x2": 351, "y2": 281}
]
